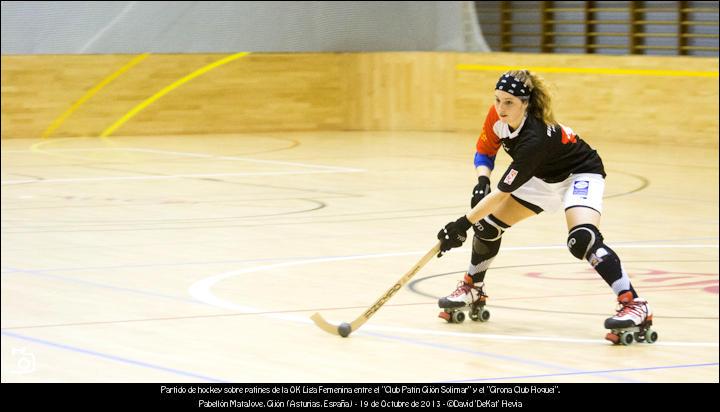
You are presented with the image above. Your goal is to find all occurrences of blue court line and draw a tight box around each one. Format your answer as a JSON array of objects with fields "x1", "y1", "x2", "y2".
[
  {"x1": 1, "y1": 330, "x2": 229, "y2": 382},
  {"x1": 1, "y1": 265, "x2": 209, "y2": 306},
  {"x1": 443, "y1": 362, "x2": 720, "y2": 382},
  {"x1": 360, "y1": 331, "x2": 640, "y2": 383}
]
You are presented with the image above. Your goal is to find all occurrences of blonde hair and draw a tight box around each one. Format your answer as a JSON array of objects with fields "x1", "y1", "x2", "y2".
[{"x1": 502, "y1": 69, "x2": 557, "y2": 126}]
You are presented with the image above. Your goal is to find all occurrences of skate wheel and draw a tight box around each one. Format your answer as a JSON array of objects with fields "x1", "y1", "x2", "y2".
[
  {"x1": 605, "y1": 332, "x2": 619, "y2": 344},
  {"x1": 479, "y1": 308, "x2": 490, "y2": 322},
  {"x1": 644, "y1": 328, "x2": 658, "y2": 344},
  {"x1": 438, "y1": 311, "x2": 451, "y2": 323},
  {"x1": 451, "y1": 310, "x2": 465, "y2": 323},
  {"x1": 620, "y1": 331, "x2": 634, "y2": 346},
  {"x1": 469, "y1": 310, "x2": 479, "y2": 321}
]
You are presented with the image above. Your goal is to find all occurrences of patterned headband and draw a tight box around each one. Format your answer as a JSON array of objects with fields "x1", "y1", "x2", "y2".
[{"x1": 495, "y1": 74, "x2": 531, "y2": 97}]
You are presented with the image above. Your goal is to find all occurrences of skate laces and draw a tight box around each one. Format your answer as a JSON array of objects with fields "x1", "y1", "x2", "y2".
[
  {"x1": 450, "y1": 280, "x2": 486, "y2": 299},
  {"x1": 615, "y1": 299, "x2": 647, "y2": 320},
  {"x1": 450, "y1": 281, "x2": 473, "y2": 297}
]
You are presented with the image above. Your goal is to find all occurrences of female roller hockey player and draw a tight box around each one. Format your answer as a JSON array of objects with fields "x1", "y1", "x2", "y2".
[{"x1": 435, "y1": 70, "x2": 657, "y2": 345}]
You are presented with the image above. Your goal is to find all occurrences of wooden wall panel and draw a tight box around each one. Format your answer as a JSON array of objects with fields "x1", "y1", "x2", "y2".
[
  {"x1": 1, "y1": 53, "x2": 346, "y2": 138},
  {"x1": 454, "y1": 53, "x2": 719, "y2": 147},
  {"x1": 343, "y1": 53, "x2": 456, "y2": 131},
  {"x1": 2, "y1": 52, "x2": 717, "y2": 147},
  {"x1": 1, "y1": 55, "x2": 139, "y2": 139}
]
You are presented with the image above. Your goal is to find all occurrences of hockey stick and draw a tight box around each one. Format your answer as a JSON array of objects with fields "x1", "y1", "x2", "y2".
[{"x1": 310, "y1": 241, "x2": 441, "y2": 337}]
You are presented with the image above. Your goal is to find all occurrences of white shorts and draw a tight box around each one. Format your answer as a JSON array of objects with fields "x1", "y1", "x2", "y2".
[{"x1": 510, "y1": 173, "x2": 605, "y2": 214}]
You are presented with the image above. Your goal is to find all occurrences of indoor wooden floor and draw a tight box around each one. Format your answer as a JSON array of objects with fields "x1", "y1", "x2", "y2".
[{"x1": 1, "y1": 131, "x2": 718, "y2": 382}]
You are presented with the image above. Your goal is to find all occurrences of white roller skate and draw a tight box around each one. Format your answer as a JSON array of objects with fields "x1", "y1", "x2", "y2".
[
  {"x1": 604, "y1": 291, "x2": 657, "y2": 345},
  {"x1": 438, "y1": 274, "x2": 490, "y2": 323}
]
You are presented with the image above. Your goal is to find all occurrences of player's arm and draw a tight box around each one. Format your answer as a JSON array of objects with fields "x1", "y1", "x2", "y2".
[
  {"x1": 437, "y1": 135, "x2": 545, "y2": 257},
  {"x1": 469, "y1": 136, "x2": 546, "y2": 223},
  {"x1": 472, "y1": 106, "x2": 501, "y2": 207},
  {"x1": 466, "y1": 190, "x2": 510, "y2": 224},
  {"x1": 437, "y1": 190, "x2": 510, "y2": 257},
  {"x1": 476, "y1": 165, "x2": 493, "y2": 179}
]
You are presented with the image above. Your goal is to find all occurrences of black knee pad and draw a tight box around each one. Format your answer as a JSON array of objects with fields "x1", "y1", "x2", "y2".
[
  {"x1": 472, "y1": 234, "x2": 501, "y2": 261},
  {"x1": 472, "y1": 215, "x2": 506, "y2": 241},
  {"x1": 567, "y1": 224, "x2": 604, "y2": 260}
]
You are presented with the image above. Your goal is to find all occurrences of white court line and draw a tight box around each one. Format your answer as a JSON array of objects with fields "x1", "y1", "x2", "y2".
[
  {"x1": 2, "y1": 147, "x2": 364, "y2": 172},
  {"x1": 482, "y1": 244, "x2": 719, "y2": 250},
  {"x1": 1, "y1": 147, "x2": 365, "y2": 185},
  {"x1": 127, "y1": 148, "x2": 363, "y2": 171},
  {"x1": 361, "y1": 324, "x2": 719, "y2": 347},
  {"x1": 1, "y1": 170, "x2": 363, "y2": 185},
  {"x1": 188, "y1": 243, "x2": 719, "y2": 347},
  {"x1": 2, "y1": 148, "x2": 127, "y2": 153}
]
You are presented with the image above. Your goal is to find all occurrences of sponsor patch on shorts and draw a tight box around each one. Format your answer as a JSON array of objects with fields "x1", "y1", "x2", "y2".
[
  {"x1": 573, "y1": 180, "x2": 589, "y2": 196},
  {"x1": 504, "y1": 169, "x2": 518, "y2": 185}
]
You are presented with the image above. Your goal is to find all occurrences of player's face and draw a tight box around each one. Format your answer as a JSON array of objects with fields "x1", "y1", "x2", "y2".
[{"x1": 494, "y1": 90, "x2": 527, "y2": 128}]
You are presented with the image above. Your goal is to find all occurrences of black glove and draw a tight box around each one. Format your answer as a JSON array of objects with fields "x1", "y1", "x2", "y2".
[
  {"x1": 471, "y1": 175, "x2": 491, "y2": 208},
  {"x1": 436, "y1": 215, "x2": 472, "y2": 257}
]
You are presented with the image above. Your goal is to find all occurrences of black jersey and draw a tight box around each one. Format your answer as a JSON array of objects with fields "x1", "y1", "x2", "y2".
[{"x1": 475, "y1": 105, "x2": 605, "y2": 193}]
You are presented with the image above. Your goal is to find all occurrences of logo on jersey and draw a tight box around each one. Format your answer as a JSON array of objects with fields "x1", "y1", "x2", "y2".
[
  {"x1": 560, "y1": 125, "x2": 577, "y2": 144},
  {"x1": 547, "y1": 125, "x2": 556, "y2": 137},
  {"x1": 504, "y1": 169, "x2": 518, "y2": 185},
  {"x1": 573, "y1": 180, "x2": 589, "y2": 196}
]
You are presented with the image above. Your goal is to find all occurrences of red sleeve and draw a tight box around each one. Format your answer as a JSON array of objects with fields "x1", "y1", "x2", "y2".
[{"x1": 476, "y1": 105, "x2": 501, "y2": 156}]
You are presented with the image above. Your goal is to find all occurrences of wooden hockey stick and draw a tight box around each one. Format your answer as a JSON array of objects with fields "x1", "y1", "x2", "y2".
[{"x1": 310, "y1": 241, "x2": 441, "y2": 337}]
